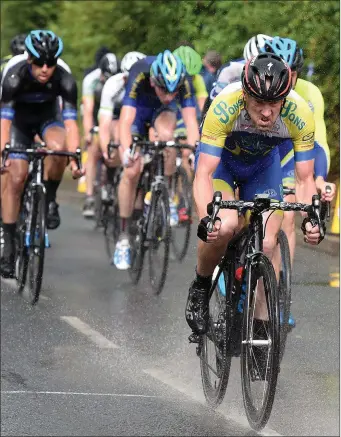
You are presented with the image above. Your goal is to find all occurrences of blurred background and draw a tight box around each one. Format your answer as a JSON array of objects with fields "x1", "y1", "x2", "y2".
[{"x1": 1, "y1": 0, "x2": 339, "y2": 178}]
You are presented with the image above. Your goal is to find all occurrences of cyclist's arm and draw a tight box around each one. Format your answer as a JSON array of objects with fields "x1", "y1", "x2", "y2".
[
  {"x1": 119, "y1": 105, "x2": 136, "y2": 152},
  {"x1": 193, "y1": 96, "x2": 229, "y2": 219},
  {"x1": 119, "y1": 65, "x2": 144, "y2": 152},
  {"x1": 194, "y1": 152, "x2": 220, "y2": 220},
  {"x1": 180, "y1": 78, "x2": 200, "y2": 146},
  {"x1": 99, "y1": 75, "x2": 122, "y2": 155},
  {"x1": 60, "y1": 73, "x2": 80, "y2": 155},
  {"x1": 182, "y1": 107, "x2": 199, "y2": 146},
  {"x1": 292, "y1": 101, "x2": 317, "y2": 215},
  {"x1": 0, "y1": 69, "x2": 16, "y2": 154}
]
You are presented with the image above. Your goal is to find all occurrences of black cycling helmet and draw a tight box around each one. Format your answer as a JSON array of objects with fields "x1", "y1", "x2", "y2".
[
  {"x1": 10, "y1": 33, "x2": 27, "y2": 56},
  {"x1": 25, "y1": 30, "x2": 63, "y2": 64},
  {"x1": 99, "y1": 53, "x2": 120, "y2": 78},
  {"x1": 241, "y1": 53, "x2": 292, "y2": 102}
]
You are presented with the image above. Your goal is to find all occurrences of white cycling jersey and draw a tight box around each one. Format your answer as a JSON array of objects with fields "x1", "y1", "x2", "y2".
[
  {"x1": 98, "y1": 72, "x2": 126, "y2": 117},
  {"x1": 82, "y1": 68, "x2": 101, "y2": 97},
  {"x1": 210, "y1": 59, "x2": 245, "y2": 100}
]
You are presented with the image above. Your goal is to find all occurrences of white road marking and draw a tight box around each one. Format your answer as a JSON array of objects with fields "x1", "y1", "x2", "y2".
[
  {"x1": 143, "y1": 367, "x2": 282, "y2": 437},
  {"x1": 1, "y1": 390, "x2": 159, "y2": 398},
  {"x1": 60, "y1": 316, "x2": 119, "y2": 349}
]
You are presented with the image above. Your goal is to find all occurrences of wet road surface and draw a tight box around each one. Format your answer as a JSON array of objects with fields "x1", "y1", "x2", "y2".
[{"x1": 1, "y1": 183, "x2": 339, "y2": 436}]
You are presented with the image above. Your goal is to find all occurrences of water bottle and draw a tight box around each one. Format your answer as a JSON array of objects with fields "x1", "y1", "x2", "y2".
[
  {"x1": 143, "y1": 191, "x2": 151, "y2": 219},
  {"x1": 235, "y1": 266, "x2": 247, "y2": 313}
]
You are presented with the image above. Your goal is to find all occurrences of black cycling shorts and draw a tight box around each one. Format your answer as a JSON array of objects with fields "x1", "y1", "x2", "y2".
[{"x1": 9, "y1": 101, "x2": 64, "y2": 160}]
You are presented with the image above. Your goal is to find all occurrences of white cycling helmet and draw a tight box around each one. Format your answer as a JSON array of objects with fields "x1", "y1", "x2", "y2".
[
  {"x1": 121, "y1": 51, "x2": 146, "y2": 74},
  {"x1": 243, "y1": 34, "x2": 273, "y2": 60}
]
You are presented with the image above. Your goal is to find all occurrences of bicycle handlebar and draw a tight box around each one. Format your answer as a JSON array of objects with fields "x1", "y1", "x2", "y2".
[
  {"x1": 1, "y1": 143, "x2": 82, "y2": 172},
  {"x1": 207, "y1": 191, "x2": 326, "y2": 238},
  {"x1": 129, "y1": 138, "x2": 195, "y2": 159}
]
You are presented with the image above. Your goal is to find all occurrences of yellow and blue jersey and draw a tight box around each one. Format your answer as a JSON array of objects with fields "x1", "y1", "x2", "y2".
[{"x1": 200, "y1": 82, "x2": 315, "y2": 162}]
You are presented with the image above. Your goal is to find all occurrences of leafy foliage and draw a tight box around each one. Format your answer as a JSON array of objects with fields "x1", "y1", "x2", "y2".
[{"x1": 1, "y1": 0, "x2": 339, "y2": 175}]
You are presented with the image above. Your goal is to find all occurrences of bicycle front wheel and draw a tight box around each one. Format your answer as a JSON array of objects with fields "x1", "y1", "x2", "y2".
[
  {"x1": 148, "y1": 184, "x2": 171, "y2": 294},
  {"x1": 241, "y1": 253, "x2": 280, "y2": 431},
  {"x1": 278, "y1": 229, "x2": 292, "y2": 363},
  {"x1": 200, "y1": 268, "x2": 233, "y2": 407},
  {"x1": 26, "y1": 186, "x2": 46, "y2": 305},
  {"x1": 15, "y1": 198, "x2": 29, "y2": 294}
]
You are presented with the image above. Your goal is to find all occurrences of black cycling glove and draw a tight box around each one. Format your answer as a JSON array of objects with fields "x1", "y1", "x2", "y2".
[
  {"x1": 301, "y1": 217, "x2": 326, "y2": 244},
  {"x1": 197, "y1": 216, "x2": 221, "y2": 242}
]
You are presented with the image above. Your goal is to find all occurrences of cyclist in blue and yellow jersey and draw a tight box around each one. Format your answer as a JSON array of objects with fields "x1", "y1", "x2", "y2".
[
  {"x1": 113, "y1": 50, "x2": 199, "y2": 270},
  {"x1": 185, "y1": 53, "x2": 322, "y2": 338}
]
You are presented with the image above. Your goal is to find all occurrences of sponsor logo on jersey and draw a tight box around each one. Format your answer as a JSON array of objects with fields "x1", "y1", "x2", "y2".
[
  {"x1": 264, "y1": 188, "x2": 277, "y2": 197},
  {"x1": 213, "y1": 97, "x2": 243, "y2": 123},
  {"x1": 281, "y1": 100, "x2": 306, "y2": 131},
  {"x1": 302, "y1": 132, "x2": 314, "y2": 142},
  {"x1": 129, "y1": 72, "x2": 145, "y2": 99}
]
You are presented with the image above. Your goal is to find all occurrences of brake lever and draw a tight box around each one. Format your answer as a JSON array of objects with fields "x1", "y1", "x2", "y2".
[
  {"x1": 130, "y1": 136, "x2": 139, "y2": 159},
  {"x1": 207, "y1": 191, "x2": 222, "y2": 233},
  {"x1": 311, "y1": 194, "x2": 325, "y2": 238},
  {"x1": 75, "y1": 148, "x2": 82, "y2": 170}
]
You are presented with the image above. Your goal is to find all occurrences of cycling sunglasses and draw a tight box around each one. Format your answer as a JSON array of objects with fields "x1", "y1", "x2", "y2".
[{"x1": 32, "y1": 57, "x2": 58, "y2": 67}]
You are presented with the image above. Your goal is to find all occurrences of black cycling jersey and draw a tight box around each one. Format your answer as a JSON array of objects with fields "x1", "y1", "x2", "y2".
[
  {"x1": 0, "y1": 55, "x2": 78, "y2": 154},
  {"x1": 1, "y1": 56, "x2": 77, "y2": 121}
]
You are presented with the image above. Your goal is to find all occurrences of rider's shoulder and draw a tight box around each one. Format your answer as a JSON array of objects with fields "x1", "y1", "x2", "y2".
[
  {"x1": 282, "y1": 88, "x2": 315, "y2": 120},
  {"x1": 83, "y1": 67, "x2": 101, "y2": 84}
]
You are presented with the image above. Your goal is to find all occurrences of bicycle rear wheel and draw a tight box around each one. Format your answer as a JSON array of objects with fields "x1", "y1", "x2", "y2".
[
  {"x1": 26, "y1": 185, "x2": 46, "y2": 305},
  {"x1": 200, "y1": 267, "x2": 233, "y2": 407},
  {"x1": 103, "y1": 201, "x2": 120, "y2": 261},
  {"x1": 170, "y1": 166, "x2": 192, "y2": 261},
  {"x1": 148, "y1": 184, "x2": 171, "y2": 294},
  {"x1": 241, "y1": 253, "x2": 280, "y2": 431},
  {"x1": 129, "y1": 211, "x2": 145, "y2": 285},
  {"x1": 278, "y1": 229, "x2": 292, "y2": 362}
]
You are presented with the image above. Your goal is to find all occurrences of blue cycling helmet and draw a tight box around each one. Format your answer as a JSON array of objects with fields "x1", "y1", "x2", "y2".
[
  {"x1": 151, "y1": 50, "x2": 186, "y2": 93},
  {"x1": 262, "y1": 37, "x2": 304, "y2": 71},
  {"x1": 25, "y1": 30, "x2": 63, "y2": 62}
]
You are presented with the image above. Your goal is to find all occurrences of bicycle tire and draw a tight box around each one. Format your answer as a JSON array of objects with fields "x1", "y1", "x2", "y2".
[
  {"x1": 241, "y1": 253, "x2": 280, "y2": 431},
  {"x1": 171, "y1": 166, "x2": 192, "y2": 261},
  {"x1": 200, "y1": 268, "x2": 233, "y2": 407},
  {"x1": 15, "y1": 195, "x2": 29, "y2": 294},
  {"x1": 148, "y1": 184, "x2": 171, "y2": 294},
  {"x1": 94, "y1": 185, "x2": 104, "y2": 228},
  {"x1": 103, "y1": 202, "x2": 120, "y2": 261},
  {"x1": 278, "y1": 229, "x2": 292, "y2": 363},
  {"x1": 129, "y1": 210, "x2": 146, "y2": 285},
  {"x1": 26, "y1": 185, "x2": 46, "y2": 305}
]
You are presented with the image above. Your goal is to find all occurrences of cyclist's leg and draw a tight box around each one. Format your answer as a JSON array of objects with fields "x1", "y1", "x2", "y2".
[
  {"x1": 241, "y1": 150, "x2": 284, "y2": 321},
  {"x1": 174, "y1": 107, "x2": 193, "y2": 179},
  {"x1": 83, "y1": 116, "x2": 101, "y2": 217},
  {"x1": 0, "y1": 124, "x2": 31, "y2": 277},
  {"x1": 186, "y1": 149, "x2": 239, "y2": 334},
  {"x1": 114, "y1": 109, "x2": 148, "y2": 270},
  {"x1": 41, "y1": 119, "x2": 67, "y2": 229}
]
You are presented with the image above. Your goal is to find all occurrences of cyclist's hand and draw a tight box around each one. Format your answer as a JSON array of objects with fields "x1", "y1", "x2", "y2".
[
  {"x1": 317, "y1": 180, "x2": 336, "y2": 202},
  {"x1": 197, "y1": 216, "x2": 221, "y2": 243},
  {"x1": 302, "y1": 219, "x2": 324, "y2": 245},
  {"x1": 122, "y1": 147, "x2": 139, "y2": 168},
  {"x1": 70, "y1": 160, "x2": 85, "y2": 179}
]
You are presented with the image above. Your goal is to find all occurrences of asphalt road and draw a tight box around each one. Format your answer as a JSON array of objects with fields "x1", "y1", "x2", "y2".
[{"x1": 1, "y1": 181, "x2": 339, "y2": 436}]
